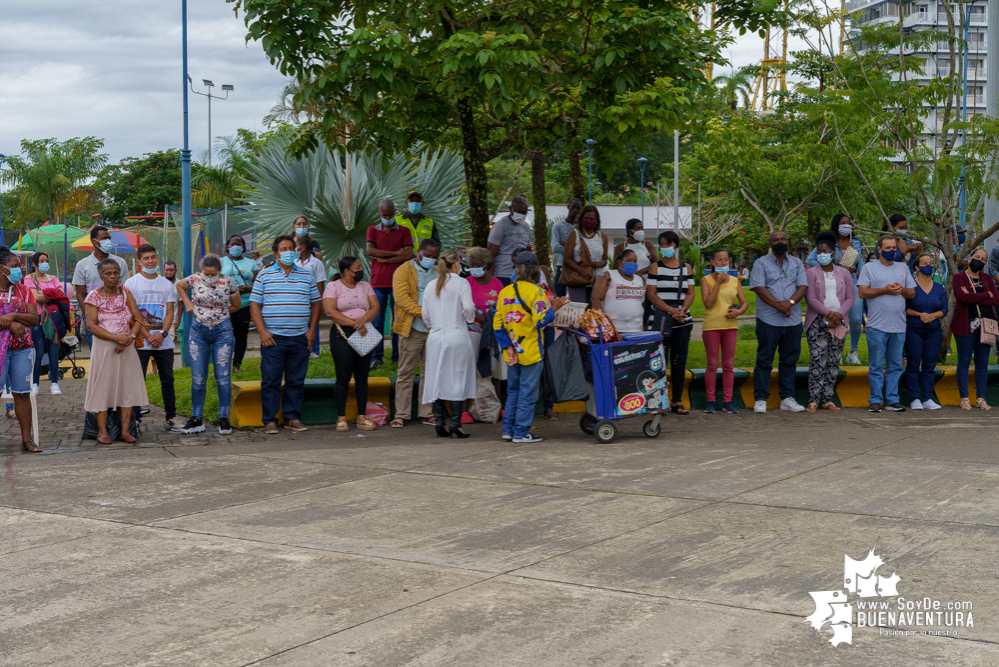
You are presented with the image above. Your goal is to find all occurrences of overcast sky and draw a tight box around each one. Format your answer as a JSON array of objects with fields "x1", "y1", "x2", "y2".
[{"x1": 0, "y1": 1, "x2": 810, "y2": 165}]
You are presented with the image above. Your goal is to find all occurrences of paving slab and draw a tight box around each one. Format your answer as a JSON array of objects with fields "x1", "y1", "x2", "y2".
[
  {"x1": 254, "y1": 575, "x2": 999, "y2": 667},
  {"x1": 515, "y1": 503, "x2": 999, "y2": 641},
  {"x1": 243, "y1": 440, "x2": 512, "y2": 471},
  {"x1": 158, "y1": 472, "x2": 706, "y2": 572},
  {"x1": 0, "y1": 523, "x2": 490, "y2": 667},
  {"x1": 0, "y1": 454, "x2": 385, "y2": 523},
  {"x1": 0, "y1": 506, "x2": 122, "y2": 557}
]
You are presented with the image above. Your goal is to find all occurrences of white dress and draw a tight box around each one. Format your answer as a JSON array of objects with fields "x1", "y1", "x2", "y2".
[{"x1": 421, "y1": 275, "x2": 477, "y2": 402}]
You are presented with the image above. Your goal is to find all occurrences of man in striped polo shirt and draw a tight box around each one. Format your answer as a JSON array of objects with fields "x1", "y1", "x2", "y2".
[{"x1": 250, "y1": 234, "x2": 322, "y2": 434}]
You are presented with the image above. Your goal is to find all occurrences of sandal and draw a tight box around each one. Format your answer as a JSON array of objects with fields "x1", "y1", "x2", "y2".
[
  {"x1": 21, "y1": 440, "x2": 41, "y2": 453},
  {"x1": 5, "y1": 409, "x2": 14, "y2": 419},
  {"x1": 805, "y1": 402, "x2": 818, "y2": 413},
  {"x1": 356, "y1": 417, "x2": 375, "y2": 431},
  {"x1": 819, "y1": 402, "x2": 841, "y2": 412},
  {"x1": 978, "y1": 398, "x2": 991, "y2": 411},
  {"x1": 961, "y1": 398, "x2": 973, "y2": 410},
  {"x1": 543, "y1": 410, "x2": 559, "y2": 421},
  {"x1": 390, "y1": 418, "x2": 404, "y2": 428},
  {"x1": 336, "y1": 420, "x2": 349, "y2": 432},
  {"x1": 671, "y1": 403, "x2": 689, "y2": 415}
]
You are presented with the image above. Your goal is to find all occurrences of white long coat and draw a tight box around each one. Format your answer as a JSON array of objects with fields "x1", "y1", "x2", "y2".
[{"x1": 421, "y1": 274, "x2": 477, "y2": 402}]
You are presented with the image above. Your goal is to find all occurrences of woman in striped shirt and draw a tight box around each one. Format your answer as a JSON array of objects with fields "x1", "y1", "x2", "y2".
[{"x1": 646, "y1": 231, "x2": 695, "y2": 415}]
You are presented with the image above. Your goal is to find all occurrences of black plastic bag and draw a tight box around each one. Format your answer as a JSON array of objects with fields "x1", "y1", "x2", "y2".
[
  {"x1": 543, "y1": 331, "x2": 589, "y2": 403},
  {"x1": 83, "y1": 408, "x2": 142, "y2": 441}
]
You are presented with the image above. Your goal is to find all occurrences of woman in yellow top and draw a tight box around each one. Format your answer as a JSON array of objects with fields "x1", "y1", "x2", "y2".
[{"x1": 701, "y1": 248, "x2": 748, "y2": 414}]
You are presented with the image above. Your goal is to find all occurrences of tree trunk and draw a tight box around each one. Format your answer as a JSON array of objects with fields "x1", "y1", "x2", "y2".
[
  {"x1": 531, "y1": 150, "x2": 549, "y2": 267},
  {"x1": 567, "y1": 131, "x2": 585, "y2": 202},
  {"x1": 806, "y1": 214, "x2": 822, "y2": 244},
  {"x1": 456, "y1": 98, "x2": 491, "y2": 246}
]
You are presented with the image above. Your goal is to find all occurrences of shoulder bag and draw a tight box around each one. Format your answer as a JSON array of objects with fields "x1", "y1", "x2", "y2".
[
  {"x1": 969, "y1": 276, "x2": 999, "y2": 345},
  {"x1": 336, "y1": 322, "x2": 381, "y2": 357},
  {"x1": 559, "y1": 231, "x2": 595, "y2": 288}
]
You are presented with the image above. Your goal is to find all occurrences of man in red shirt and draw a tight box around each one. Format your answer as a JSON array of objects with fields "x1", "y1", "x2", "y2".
[{"x1": 366, "y1": 198, "x2": 415, "y2": 367}]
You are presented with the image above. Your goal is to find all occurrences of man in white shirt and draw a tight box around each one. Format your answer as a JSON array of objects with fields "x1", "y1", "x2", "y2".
[
  {"x1": 296, "y1": 235, "x2": 327, "y2": 358},
  {"x1": 72, "y1": 226, "x2": 129, "y2": 350},
  {"x1": 124, "y1": 244, "x2": 184, "y2": 430}
]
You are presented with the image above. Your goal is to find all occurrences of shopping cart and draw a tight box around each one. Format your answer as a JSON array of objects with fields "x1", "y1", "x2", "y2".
[{"x1": 573, "y1": 328, "x2": 668, "y2": 444}]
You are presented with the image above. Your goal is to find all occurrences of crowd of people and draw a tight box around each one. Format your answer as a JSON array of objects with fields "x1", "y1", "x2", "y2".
[{"x1": 4, "y1": 191, "x2": 995, "y2": 452}]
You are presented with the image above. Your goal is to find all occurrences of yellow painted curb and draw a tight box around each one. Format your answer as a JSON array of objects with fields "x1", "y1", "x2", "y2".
[
  {"x1": 230, "y1": 377, "x2": 393, "y2": 428},
  {"x1": 835, "y1": 367, "x2": 874, "y2": 408}
]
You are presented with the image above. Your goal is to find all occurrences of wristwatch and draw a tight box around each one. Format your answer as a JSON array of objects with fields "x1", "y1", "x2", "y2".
[
  {"x1": 130, "y1": 333, "x2": 137, "y2": 340},
  {"x1": 788, "y1": 299, "x2": 796, "y2": 305}
]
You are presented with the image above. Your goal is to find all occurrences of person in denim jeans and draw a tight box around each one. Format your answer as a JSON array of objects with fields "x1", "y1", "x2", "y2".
[
  {"x1": 366, "y1": 200, "x2": 415, "y2": 367},
  {"x1": 175, "y1": 255, "x2": 241, "y2": 434}
]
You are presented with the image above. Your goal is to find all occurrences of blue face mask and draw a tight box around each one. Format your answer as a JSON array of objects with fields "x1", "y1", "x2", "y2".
[
  {"x1": 714, "y1": 265, "x2": 729, "y2": 274},
  {"x1": 295, "y1": 227, "x2": 308, "y2": 237},
  {"x1": 279, "y1": 250, "x2": 297, "y2": 266},
  {"x1": 99, "y1": 240, "x2": 114, "y2": 254},
  {"x1": 661, "y1": 246, "x2": 676, "y2": 258},
  {"x1": 7, "y1": 267, "x2": 22, "y2": 284},
  {"x1": 622, "y1": 261, "x2": 639, "y2": 275},
  {"x1": 228, "y1": 246, "x2": 243, "y2": 257},
  {"x1": 918, "y1": 265, "x2": 934, "y2": 276},
  {"x1": 408, "y1": 202, "x2": 422, "y2": 215},
  {"x1": 142, "y1": 265, "x2": 160, "y2": 275},
  {"x1": 38, "y1": 263, "x2": 50, "y2": 273},
  {"x1": 419, "y1": 256, "x2": 435, "y2": 270},
  {"x1": 816, "y1": 253, "x2": 833, "y2": 266},
  {"x1": 469, "y1": 267, "x2": 486, "y2": 278}
]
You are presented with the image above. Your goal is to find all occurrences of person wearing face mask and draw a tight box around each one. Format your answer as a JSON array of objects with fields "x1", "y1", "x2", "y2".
[
  {"x1": 488, "y1": 194, "x2": 534, "y2": 287},
  {"x1": 550, "y1": 198, "x2": 583, "y2": 298},
  {"x1": 750, "y1": 230, "x2": 808, "y2": 413},
  {"x1": 292, "y1": 215, "x2": 323, "y2": 260},
  {"x1": 904, "y1": 253, "x2": 948, "y2": 410},
  {"x1": 366, "y1": 198, "x2": 415, "y2": 367},
  {"x1": 295, "y1": 234, "x2": 328, "y2": 359},
  {"x1": 25, "y1": 251, "x2": 69, "y2": 397},
  {"x1": 0, "y1": 251, "x2": 41, "y2": 451},
  {"x1": 124, "y1": 245, "x2": 183, "y2": 430},
  {"x1": 885, "y1": 213, "x2": 921, "y2": 268},
  {"x1": 804, "y1": 233, "x2": 855, "y2": 413},
  {"x1": 808, "y1": 214, "x2": 865, "y2": 365},
  {"x1": 701, "y1": 248, "x2": 748, "y2": 414},
  {"x1": 220, "y1": 235, "x2": 259, "y2": 372},
  {"x1": 250, "y1": 235, "x2": 322, "y2": 435},
  {"x1": 614, "y1": 219, "x2": 656, "y2": 277},
  {"x1": 951, "y1": 247, "x2": 999, "y2": 410},
  {"x1": 175, "y1": 255, "x2": 240, "y2": 434},
  {"x1": 560, "y1": 204, "x2": 611, "y2": 303},
  {"x1": 395, "y1": 190, "x2": 437, "y2": 242},
  {"x1": 390, "y1": 238, "x2": 441, "y2": 427},
  {"x1": 858, "y1": 235, "x2": 917, "y2": 412},
  {"x1": 647, "y1": 230, "x2": 695, "y2": 414},
  {"x1": 592, "y1": 249, "x2": 646, "y2": 333},
  {"x1": 73, "y1": 226, "x2": 130, "y2": 351},
  {"x1": 465, "y1": 247, "x2": 507, "y2": 397}
]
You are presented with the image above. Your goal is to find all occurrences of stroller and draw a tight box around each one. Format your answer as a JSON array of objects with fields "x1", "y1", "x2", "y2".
[{"x1": 39, "y1": 307, "x2": 86, "y2": 381}]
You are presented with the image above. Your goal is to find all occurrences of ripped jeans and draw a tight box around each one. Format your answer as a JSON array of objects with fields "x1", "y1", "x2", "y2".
[{"x1": 189, "y1": 319, "x2": 235, "y2": 419}]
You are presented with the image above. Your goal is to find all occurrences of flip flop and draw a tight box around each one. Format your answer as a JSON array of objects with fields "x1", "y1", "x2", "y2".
[{"x1": 671, "y1": 403, "x2": 689, "y2": 415}]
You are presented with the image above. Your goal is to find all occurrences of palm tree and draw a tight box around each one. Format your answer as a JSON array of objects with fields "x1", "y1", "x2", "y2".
[
  {"x1": 191, "y1": 135, "x2": 256, "y2": 208},
  {"x1": 0, "y1": 138, "x2": 107, "y2": 225},
  {"x1": 263, "y1": 80, "x2": 324, "y2": 127},
  {"x1": 714, "y1": 69, "x2": 755, "y2": 110},
  {"x1": 243, "y1": 134, "x2": 467, "y2": 270}
]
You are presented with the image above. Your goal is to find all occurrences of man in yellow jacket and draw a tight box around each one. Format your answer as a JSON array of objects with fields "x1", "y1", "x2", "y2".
[
  {"x1": 396, "y1": 190, "x2": 437, "y2": 242},
  {"x1": 390, "y1": 238, "x2": 441, "y2": 427},
  {"x1": 493, "y1": 251, "x2": 569, "y2": 443}
]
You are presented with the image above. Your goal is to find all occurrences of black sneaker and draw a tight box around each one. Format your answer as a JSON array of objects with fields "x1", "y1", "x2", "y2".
[
  {"x1": 178, "y1": 417, "x2": 205, "y2": 433},
  {"x1": 217, "y1": 418, "x2": 233, "y2": 434},
  {"x1": 868, "y1": 403, "x2": 883, "y2": 413},
  {"x1": 885, "y1": 403, "x2": 906, "y2": 412}
]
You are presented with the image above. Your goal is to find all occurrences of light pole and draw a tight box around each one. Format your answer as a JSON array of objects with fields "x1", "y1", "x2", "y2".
[
  {"x1": 637, "y1": 157, "x2": 648, "y2": 223},
  {"x1": 673, "y1": 130, "x2": 680, "y2": 237},
  {"x1": 181, "y1": 0, "x2": 193, "y2": 368},
  {"x1": 189, "y1": 78, "x2": 234, "y2": 166},
  {"x1": 0, "y1": 154, "x2": 5, "y2": 241},
  {"x1": 585, "y1": 139, "x2": 596, "y2": 203},
  {"x1": 985, "y1": 0, "x2": 999, "y2": 252}
]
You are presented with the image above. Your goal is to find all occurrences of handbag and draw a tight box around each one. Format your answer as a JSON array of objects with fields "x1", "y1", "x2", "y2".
[
  {"x1": 337, "y1": 323, "x2": 381, "y2": 356},
  {"x1": 559, "y1": 231, "x2": 596, "y2": 287},
  {"x1": 981, "y1": 317, "x2": 998, "y2": 346}
]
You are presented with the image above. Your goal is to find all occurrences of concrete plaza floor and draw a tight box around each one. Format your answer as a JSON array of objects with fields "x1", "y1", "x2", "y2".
[{"x1": 3, "y1": 381, "x2": 999, "y2": 665}]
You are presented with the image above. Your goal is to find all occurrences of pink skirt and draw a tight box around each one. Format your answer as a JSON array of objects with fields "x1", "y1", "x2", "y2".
[{"x1": 84, "y1": 336, "x2": 149, "y2": 412}]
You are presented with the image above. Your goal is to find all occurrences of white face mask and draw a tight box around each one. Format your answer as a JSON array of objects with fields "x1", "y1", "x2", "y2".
[
  {"x1": 511, "y1": 212, "x2": 528, "y2": 224},
  {"x1": 632, "y1": 230, "x2": 645, "y2": 242}
]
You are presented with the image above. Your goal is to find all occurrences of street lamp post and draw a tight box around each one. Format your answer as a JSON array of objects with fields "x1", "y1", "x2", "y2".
[
  {"x1": 0, "y1": 154, "x2": 5, "y2": 243},
  {"x1": 637, "y1": 157, "x2": 648, "y2": 223},
  {"x1": 189, "y1": 79, "x2": 234, "y2": 166},
  {"x1": 585, "y1": 139, "x2": 596, "y2": 203},
  {"x1": 181, "y1": 0, "x2": 193, "y2": 368}
]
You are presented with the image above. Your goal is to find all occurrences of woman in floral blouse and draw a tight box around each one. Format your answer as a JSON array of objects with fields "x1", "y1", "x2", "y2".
[{"x1": 175, "y1": 254, "x2": 241, "y2": 434}]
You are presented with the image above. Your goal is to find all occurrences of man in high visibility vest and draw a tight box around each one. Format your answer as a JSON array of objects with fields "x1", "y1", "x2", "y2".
[{"x1": 395, "y1": 190, "x2": 438, "y2": 243}]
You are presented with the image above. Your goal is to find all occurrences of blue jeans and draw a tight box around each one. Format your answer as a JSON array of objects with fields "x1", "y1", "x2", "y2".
[
  {"x1": 753, "y1": 320, "x2": 802, "y2": 401},
  {"x1": 866, "y1": 327, "x2": 905, "y2": 405},
  {"x1": 848, "y1": 282, "x2": 863, "y2": 353},
  {"x1": 554, "y1": 266, "x2": 567, "y2": 298},
  {"x1": 955, "y1": 332, "x2": 991, "y2": 399},
  {"x1": 260, "y1": 333, "x2": 310, "y2": 424},
  {"x1": 543, "y1": 327, "x2": 554, "y2": 412},
  {"x1": 904, "y1": 324, "x2": 941, "y2": 402},
  {"x1": 0, "y1": 348, "x2": 35, "y2": 394},
  {"x1": 372, "y1": 287, "x2": 399, "y2": 365},
  {"x1": 189, "y1": 319, "x2": 235, "y2": 419},
  {"x1": 31, "y1": 325, "x2": 60, "y2": 384},
  {"x1": 504, "y1": 361, "x2": 543, "y2": 438}
]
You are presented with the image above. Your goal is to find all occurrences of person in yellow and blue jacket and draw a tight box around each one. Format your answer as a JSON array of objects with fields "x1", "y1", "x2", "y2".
[{"x1": 493, "y1": 251, "x2": 569, "y2": 443}]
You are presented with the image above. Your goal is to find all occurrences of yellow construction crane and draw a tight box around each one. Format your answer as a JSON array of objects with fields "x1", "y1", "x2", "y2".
[{"x1": 750, "y1": 16, "x2": 789, "y2": 111}]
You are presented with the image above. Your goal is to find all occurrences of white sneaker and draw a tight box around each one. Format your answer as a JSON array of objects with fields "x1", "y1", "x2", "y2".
[
  {"x1": 513, "y1": 434, "x2": 544, "y2": 443},
  {"x1": 50, "y1": 383, "x2": 62, "y2": 396},
  {"x1": 910, "y1": 399, "x2": 923, "y2": 410},
  {"x1": 310, "y1": 352, "x2": 320, "y2": 359},
  {"x1": 922, "y1": 399, "x2": 942, "y2": 410},
  {"x1": 846, "y1": 352, "x2": 861, "y2": 365},
  {"x1": 31, "y1": 384, "x2": 39, "y2": 396},
  {"x1": 780, "y1": 397, "x2": 806, "y2": 412},
  {"x1": 754, "y1": 400, "x2": 767, "y2": 413}
]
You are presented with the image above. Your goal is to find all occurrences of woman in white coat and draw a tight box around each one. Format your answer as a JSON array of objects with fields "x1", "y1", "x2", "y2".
[{"x1": 422, "y1": 248, "x2": 477, "y2": 438}]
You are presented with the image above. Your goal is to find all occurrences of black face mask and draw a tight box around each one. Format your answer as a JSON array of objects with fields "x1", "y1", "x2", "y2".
[
  {"x1": 772, "y1": 242, "x2": 788, "y2": 256},
  {"x1": 970, "y1": 259, "x2": 986, "y2": 274},
  {"x1": 352, "y1": 270, "x2": 365, "y2": 282}
]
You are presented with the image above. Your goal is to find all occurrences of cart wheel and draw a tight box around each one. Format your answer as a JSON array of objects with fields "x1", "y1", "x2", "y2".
[
  {"x1": 73, "y1": 367, "x2": 85, "y2": 379},
  {"x1": 594, "y1": 420, "x2": 617, "y2": 444},
  {"x1": 579, "y1": 413, "x2": 597, "y2": 435},
  {"x1": 642, "y1": 419, "x2": 661, "y2": 438}
]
